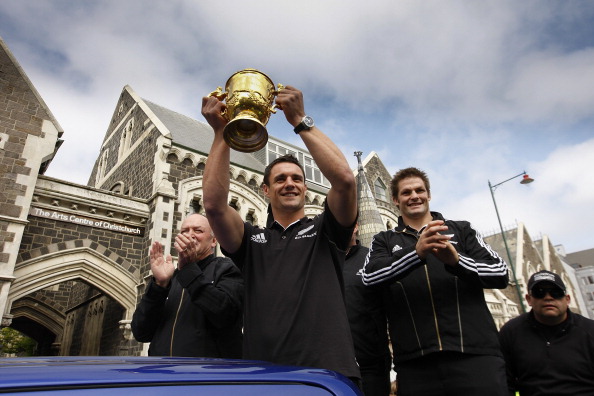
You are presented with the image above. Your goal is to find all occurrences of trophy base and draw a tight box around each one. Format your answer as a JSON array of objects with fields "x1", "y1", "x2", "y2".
[{"x1": 223, "y1": 115, "x2": 268, "y2": 153}]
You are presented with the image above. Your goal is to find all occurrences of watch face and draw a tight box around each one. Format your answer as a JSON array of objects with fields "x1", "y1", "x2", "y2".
[{"x1": 303, "y1": 116, "x2": 315, "y2": 128}]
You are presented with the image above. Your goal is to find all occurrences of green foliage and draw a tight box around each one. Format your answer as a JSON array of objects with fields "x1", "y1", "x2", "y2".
[{"x1": 0, "y1": 327, "x2": 37, "y2": 356}]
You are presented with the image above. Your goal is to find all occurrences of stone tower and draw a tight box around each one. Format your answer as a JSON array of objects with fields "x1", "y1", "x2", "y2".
[{"x1": 354, "y1": 151, "x2": 386, "y2": 247}]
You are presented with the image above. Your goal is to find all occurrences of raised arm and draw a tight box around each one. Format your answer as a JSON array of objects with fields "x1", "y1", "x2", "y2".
[
  {"x1": 201, "y1": 96, "x2": 245, "y2": 254},
  {"x1": 130, "y1": 242, "x2": 171, "y2": 342},
  {"x1": 275, "y1": 86, "x2": 357, "y2": 227}
]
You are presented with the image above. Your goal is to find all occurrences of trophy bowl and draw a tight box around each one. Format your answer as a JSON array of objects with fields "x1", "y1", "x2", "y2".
[{"x1": 209, "y1": 69, "x2": 282, "y2": 153}]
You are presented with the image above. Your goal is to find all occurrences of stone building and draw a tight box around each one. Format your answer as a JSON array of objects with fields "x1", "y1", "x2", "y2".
[
  {"x1": 564, "y1": 247, "x2": 594, "y2": 319},
  {"x1": 1, "y1": 37, "x2": 65, "y2": 353},
  {"x1": 1, "y1": 35, "x2": 580, "y2": 356},
  {"x1": 483, "y1": 223, "x2": 584, "y2": 327}
]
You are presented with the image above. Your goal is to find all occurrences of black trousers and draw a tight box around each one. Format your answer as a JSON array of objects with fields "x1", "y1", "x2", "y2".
[
  {"x1": 360, "y1": 356, "x2": 392, "y2": 396},
  {"x1": 394, "y1": 352, "x2": 507, "y2": 396}
]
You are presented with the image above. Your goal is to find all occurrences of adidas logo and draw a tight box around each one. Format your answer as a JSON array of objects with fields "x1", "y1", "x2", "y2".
[
  {"x1": 392, "y1": 244, "x2": 403, "y2": 253},
  {"x1": 250, "y1": 233, "x2": 267, "y2": 244}
]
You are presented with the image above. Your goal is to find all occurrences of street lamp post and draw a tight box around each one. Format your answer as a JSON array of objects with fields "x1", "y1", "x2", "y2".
[{"x1": 488, "y1": 171, "x2": 534, "y2": 314}]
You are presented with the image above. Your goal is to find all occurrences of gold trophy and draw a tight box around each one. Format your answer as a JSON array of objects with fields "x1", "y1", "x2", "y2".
[{"x1": 209, "y1": 69, "x2": 283, "y2": 153}]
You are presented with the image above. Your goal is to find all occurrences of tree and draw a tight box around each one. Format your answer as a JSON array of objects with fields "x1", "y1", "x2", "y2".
[{"x1": 0, "y1": 327, "x2": 37, "y2": 356}]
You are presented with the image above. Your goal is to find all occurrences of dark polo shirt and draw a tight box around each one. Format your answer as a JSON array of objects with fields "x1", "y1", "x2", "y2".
[{"x1": 222, "y1": 203, "x2": 360, "y2": 379}]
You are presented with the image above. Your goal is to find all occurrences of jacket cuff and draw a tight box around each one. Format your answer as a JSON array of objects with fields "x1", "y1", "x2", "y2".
[{"x1": 145, "y1": 278, "x2": 170, "y2": 300}]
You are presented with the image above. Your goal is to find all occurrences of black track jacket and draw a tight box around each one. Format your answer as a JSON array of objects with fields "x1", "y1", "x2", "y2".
[{"x1": 362, "y1": 211, "x2": 509, "y2": 364}]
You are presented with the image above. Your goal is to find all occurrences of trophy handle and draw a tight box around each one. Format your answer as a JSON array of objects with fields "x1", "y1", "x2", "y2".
[
  {"x1": 208, "y1": 87, "x2": 228, "y2": 101},
  {"x1": 208, "y1": 87, "x2": 228, "y2": 117},
  {"x1": 270, "y1": 83, "x2": 285, "y2": 114}
]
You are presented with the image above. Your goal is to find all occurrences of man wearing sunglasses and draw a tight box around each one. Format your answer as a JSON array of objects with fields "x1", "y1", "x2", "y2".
[{"x1": 499, "y1": 270, "x2": 594, "y2": 395}]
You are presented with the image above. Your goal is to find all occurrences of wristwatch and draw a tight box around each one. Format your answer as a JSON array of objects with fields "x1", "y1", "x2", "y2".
[{"x1": 293, "y1": 115, "x2": 315, "y2": 134}]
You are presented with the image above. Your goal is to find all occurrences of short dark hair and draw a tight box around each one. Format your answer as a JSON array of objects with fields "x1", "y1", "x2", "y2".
[
  {"x1": 263, "y1": 154, "x2": 306, "y2": 186},
  {"x1": 390, "y1": 167, "x2": 430, "y2": 200}
]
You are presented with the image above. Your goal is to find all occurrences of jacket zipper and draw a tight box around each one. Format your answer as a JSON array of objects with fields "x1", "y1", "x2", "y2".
[
  {"x1": 397, "y1": 281, "x2": 424, "y2": 355},
  {"x1": 424, "y1": 264, "x2": 443, "y2": 350},
  {"x1": 400, "y1": 228, "x2": 443, "y2": 351},
  {"x1": 170, "y1": 288, "x2": 185, "y2": 356},
  {"x1": 455, "y1": 276, "x2": 463, "y2": 352}
]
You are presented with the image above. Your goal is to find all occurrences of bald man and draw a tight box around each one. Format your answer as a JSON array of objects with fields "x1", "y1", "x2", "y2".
[{"x1": 132, "y1": 214, "x2": 243, "y2": 357}]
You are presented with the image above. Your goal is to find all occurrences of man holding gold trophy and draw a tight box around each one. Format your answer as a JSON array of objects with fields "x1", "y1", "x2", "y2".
[{"x1": 202, "y1": 69, "x2": 361, "y2": 386}]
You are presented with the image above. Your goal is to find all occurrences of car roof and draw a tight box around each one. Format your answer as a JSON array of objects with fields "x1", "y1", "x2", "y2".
[{"x1": 0, "y1": 356, "x2": 361, "y2": 395}]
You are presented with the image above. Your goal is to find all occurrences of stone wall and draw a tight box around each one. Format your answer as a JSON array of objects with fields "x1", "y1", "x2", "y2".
[
  {"x1": 18, "y1": 215, "x2": 146, "y2": 276},
  {"x1": 0, "y1": 38, "x2": 58, "y2": 266},
  {"x1": 87, "y1": 90, "x2": 161, "y2": 200}
]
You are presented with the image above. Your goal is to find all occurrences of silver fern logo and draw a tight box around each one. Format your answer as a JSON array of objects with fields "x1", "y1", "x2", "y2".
[
  {"x1": 295, "y1": 224, "x2": 316, "y2": 239},
  {"x1": 297, "y1": 225, "x2": 314, "y2": 235}
]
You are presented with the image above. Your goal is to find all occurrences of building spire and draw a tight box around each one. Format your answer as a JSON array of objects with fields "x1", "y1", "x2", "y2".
[{"x1": 354, "y1": 151, "x2": 386, "y2": 247}]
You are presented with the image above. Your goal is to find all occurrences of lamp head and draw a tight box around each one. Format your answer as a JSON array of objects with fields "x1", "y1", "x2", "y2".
[{"x1": 520, "y1": 174, "x2": 534, "y2": 184}]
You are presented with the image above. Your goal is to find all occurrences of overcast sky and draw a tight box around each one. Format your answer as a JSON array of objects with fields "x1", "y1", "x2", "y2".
[{"x1": 1, "y1": 1, "x2": 593, "y2": 254}]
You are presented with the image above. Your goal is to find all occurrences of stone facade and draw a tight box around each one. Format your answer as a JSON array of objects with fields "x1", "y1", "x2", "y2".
[
  {"x1": 484, "y1": 223, "x2": 583, "y2": 325},
  {"x1": 565, "y1": 248, "x2": 594, "y2": 319},
  {"x1": 9, "y1": 177, "x2": 149, "y2": 355},
  {"x1": 1, "y1": 36, "x2": 62, "y2": 330}
]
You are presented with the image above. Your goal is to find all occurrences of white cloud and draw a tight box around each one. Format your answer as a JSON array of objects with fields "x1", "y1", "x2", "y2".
[{"x1": 440, "y1": 138, "x2": 594, "y2": 253}]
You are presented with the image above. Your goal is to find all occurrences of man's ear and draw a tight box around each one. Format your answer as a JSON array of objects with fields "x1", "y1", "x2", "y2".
[
  {"x1": 525, "y1": 294, "x2": 533, "y2": 307},
  {"x1": 393, "y1": 197, "x2": 399, "y2": 208},
  {"x1": 262, "y1": 184, "x2": 270, "y2": 198}
]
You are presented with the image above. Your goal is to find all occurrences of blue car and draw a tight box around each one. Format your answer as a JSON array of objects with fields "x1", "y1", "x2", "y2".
[{"x1": 0, "y1": 356, "x2": 363, "y2": 395}]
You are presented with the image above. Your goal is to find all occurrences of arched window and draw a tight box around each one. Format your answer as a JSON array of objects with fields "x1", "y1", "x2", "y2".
[
  {"x1": 118, "y1": 118, "x2": 134, "y2": 158},
  {"x1": 166, "y1": 153, "x2": 179, "y2": 163},
  {"x1": 190, "y1": 196, "x2": 202, "y2": 214},
  {"x1": 375, "y1": 178, "x2": 387, "y2": 201},
  {"x1": 110, "y1": 182, "x2": 123, "y2": 194},
  {"x1": 95, "y1": 149, "x2": 109, "y2": 184},
  {"x1": 229, "y1": 197, "x2": 240, "y2": 211},
  {"x1": 246, "y1": 209, "x2": 256, "y2": 225}
]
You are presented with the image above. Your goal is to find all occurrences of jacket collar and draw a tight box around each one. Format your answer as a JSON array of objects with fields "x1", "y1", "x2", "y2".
[
  {"x1": 196, "y1": 253, "x2": 216, "y2": 271},
  {"x1": 265, "y1": 203, "x2": 311, "y2": 230},
  {"x1": 396, "y1": 211, "x2": 445, "y2": 232},
  {"x1": 528, "y1": 308, "x2": 573, "y2": 329},
  {"x1": 346, "y1": 240, "x2": 361, "y2": 259}
]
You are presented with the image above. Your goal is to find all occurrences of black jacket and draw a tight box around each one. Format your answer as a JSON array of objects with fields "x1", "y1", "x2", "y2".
[
  {"x1": 344, "y1": 241, "x2": 391, "y2": 396},
  {"x1": 131, "y1": 254, "x2": 243, "y2": 358},
  {"x1": 362, "y1": 212, "x2": 508, "y2": 364},
  {"x1": 499, "y1": 309, "x2": 594, "y2": 396}
]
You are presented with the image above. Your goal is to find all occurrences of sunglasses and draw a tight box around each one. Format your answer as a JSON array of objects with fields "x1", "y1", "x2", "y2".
[{"x1": 531, "y1": 287, "x2": 566, "y2": 299}]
